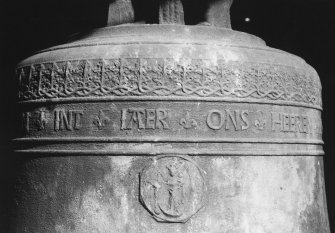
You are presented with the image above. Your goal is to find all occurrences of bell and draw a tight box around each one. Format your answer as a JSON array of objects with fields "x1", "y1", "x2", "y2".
[{"x1": 12, "y1": 0, "x2": 330, "y2": 232}]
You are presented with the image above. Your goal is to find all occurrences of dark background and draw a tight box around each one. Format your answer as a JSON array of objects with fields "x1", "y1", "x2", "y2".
[{"x1": 0, "y1": 0, "x2": 334, "y2": 232}]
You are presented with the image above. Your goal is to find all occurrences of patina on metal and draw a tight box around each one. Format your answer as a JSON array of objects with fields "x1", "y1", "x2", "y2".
[{"x1": 12, "y1": 0, "x2": 330, "y2": 232}]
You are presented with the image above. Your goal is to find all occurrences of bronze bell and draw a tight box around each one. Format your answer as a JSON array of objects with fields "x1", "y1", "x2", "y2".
[{"x1": 12, "y1": 0, "x2": 330, "y2": 232}]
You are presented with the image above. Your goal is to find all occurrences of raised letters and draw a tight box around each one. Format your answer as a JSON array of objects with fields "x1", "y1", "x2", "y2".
[
  {"x1": 20, "y1": 103, "x2": 317, "y2": 143},
  {"x1": 271, "y1": 112, "x2": 309, "y2": 134},
  {"x1": 225, "y1": 109, "x2": 239, "y2": 130},
  {"x1": 121, "y1": 108, "x2": 170, "y2": 130},
  {"x1": 37, "y1": 110, "x2": 48, "y2": 130},
  {"x1": 146, "y1": 109, "x2": 156, "y2": 129},
  {"x1": 156, "y1": 109, "x2": 169, "y2": 129},
  {"x1": 207, "y1": 109, "x2": 250, "y2": 131},
  {"x1": 54, "y1": 109, "x2": 84, "y2": 131},
  {"x1": 22, "y1": 112, "x2": 30, "y2": 132},
  {"x1": 207, "y1": 110, "x2": 224, "y2": 130},
  {"x1": 241, "y1": 110, "x2": 250, "y2": 130}
]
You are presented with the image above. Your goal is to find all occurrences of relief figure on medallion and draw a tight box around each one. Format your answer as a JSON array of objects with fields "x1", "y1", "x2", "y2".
[
  {"x1": 161, "y1": 159, "x2": 185, "y2": 217},
  {"x1": 149, "y1": 158, "x2": 186, "y2": 217},
  {"x1": 140, "y1": 155, "x2": 205, "y2": 223}
]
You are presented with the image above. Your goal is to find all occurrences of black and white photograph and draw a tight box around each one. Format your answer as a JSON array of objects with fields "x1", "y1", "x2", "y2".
[{"x1": 0, "y1": 0, "x2": 334, "y2": 232}]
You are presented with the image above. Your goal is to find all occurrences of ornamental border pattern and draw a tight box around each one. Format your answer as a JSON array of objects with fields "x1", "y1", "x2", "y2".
[{"x1": 17, "y1": 58, "x2": 321, "y2": 107}]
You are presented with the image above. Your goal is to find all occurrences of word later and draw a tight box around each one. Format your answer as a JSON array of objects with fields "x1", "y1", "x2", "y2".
[{"x1": 121, "y1": 108, "x2": 170, "y2": 130}]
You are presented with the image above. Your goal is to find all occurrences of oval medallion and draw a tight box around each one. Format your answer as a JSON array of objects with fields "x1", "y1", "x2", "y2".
[{"x1": 140, "y1": 154, "x2": 206, "y2": 223}]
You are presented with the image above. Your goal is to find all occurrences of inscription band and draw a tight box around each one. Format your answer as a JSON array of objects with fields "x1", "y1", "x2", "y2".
[{"x1": 15, "y1": 100, "x2": 323, "y2": 156}]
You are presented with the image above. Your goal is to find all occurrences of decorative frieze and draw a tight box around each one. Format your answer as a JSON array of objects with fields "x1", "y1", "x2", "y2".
[{"x1": 17, "y1": 58, "x2": 321, "y2": 107}]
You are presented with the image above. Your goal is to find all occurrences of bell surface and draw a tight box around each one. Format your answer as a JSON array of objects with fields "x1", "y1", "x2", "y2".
[{"x1": 11, "y1": 1, "x2": 330, "y2": 232}]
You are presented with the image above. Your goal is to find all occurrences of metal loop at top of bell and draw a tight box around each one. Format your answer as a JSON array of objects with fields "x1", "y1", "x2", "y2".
[{"x1": 107, "y1": 0, "x2": 233, "y2": 28}]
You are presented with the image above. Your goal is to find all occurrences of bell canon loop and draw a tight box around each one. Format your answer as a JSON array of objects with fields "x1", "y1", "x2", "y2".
[{"x1": 12, "y1": 0, "x2": 330, "y2": 232}]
